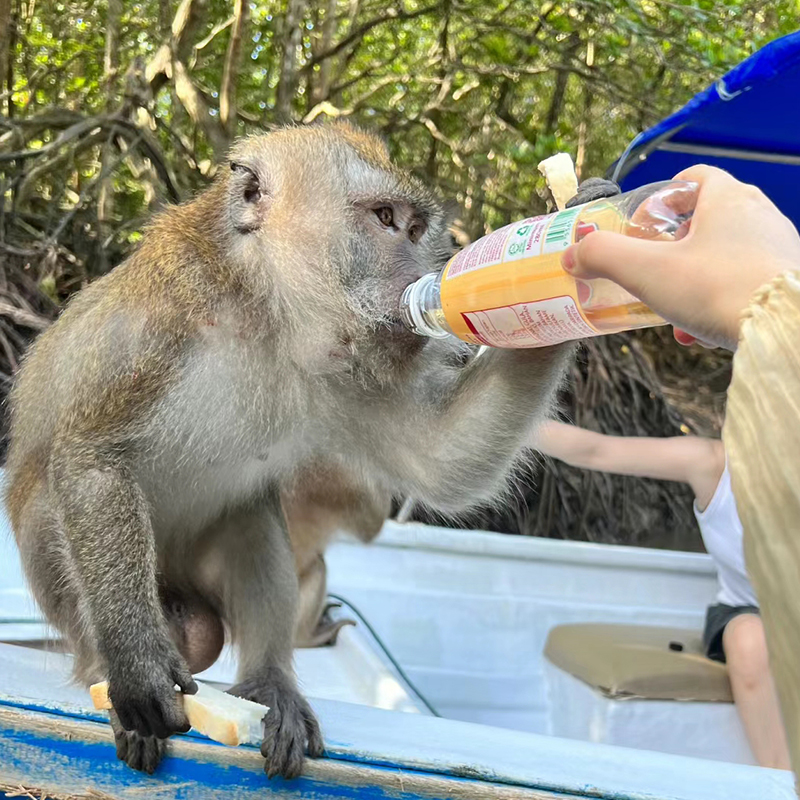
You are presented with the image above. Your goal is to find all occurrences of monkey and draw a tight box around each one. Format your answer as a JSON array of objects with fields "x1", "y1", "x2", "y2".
[
  {"x1": 4, "y1": 121, "x2": 573, "y2": 780},
  {"x1": 282, "y1": 461, "x2": 390, "y2": 648}
]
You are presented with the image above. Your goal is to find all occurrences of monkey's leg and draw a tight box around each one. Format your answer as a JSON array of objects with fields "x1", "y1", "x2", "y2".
[
  {"x1": 51, "y1": 460, "x2": 196, "y2": 759},
  {"x1": 14, "y1": 495, "x2": 99, "y2": 679},
  {"x1": 294, "y1": 553, "x2": 329, "y2": 647},
  {"x1": 295, "y1": 555, "x2": 354, "y2": 648},
  {"x1": 282, "y1": 465, "x2": 388, "y2": 648},
  {"x1": 207, "y1": 498, "x2": 323, "y2": 779}
]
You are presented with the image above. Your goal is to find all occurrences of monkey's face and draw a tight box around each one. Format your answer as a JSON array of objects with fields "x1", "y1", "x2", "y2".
[
  {"x1": 343, "y1": 188, "x2": 455, "y2": 345},
  {"x1": 224, "y1": 125, "x2": 456, "y2": 380}
]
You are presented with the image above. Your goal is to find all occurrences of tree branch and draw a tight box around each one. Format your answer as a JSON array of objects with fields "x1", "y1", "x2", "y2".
[
  {"x1": 298, "y1": 3, "x2": 441, "y2": 77},
  {"x1": 172, "y1": 60, "x2": 229, "y2": 158},
  {"x1": 146, "y1": 0, "x2": 208, "y2": 96},
  {"x1": 0, "y1": 0, "x2": 12, "y2": 109}
]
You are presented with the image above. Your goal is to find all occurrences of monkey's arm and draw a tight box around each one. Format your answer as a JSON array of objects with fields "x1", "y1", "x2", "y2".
[
  {"x1": 387, "y1": 344, "x2": 572, "y2": 512},
  {"x1": 386, "y1": 177, "x2": 618, "y2": 514},
  {"x1": 52, "y1": 447, "x2": 197, "y2": 739}
]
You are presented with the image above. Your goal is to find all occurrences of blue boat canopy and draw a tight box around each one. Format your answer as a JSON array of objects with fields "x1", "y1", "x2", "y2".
[{"x1": 613, "y1": 31, "x2": 800, "y2": 230}]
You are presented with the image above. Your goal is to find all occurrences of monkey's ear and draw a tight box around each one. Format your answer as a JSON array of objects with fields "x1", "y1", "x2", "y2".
[{"x1": 228, "y1": 161, "x2": 269, "y2": 234}]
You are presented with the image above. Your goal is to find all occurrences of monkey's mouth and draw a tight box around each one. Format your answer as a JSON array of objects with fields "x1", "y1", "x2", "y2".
[
  {"x1": 383, "y1": 317, "x2": 410, "y2": 334},
  {"x1": 376, "y1": 315, "x2": 428, "y2": 352}
]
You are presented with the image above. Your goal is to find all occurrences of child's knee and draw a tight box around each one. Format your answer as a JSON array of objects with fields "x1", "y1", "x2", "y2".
[{"x1": 723, "y1": 614, "x2": 769, "y2": 689}]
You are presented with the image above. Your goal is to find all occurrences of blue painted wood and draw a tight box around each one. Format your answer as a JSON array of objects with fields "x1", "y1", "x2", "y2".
[{"x1": 1, "y1": 707, "x2": 429, "y2": 800}]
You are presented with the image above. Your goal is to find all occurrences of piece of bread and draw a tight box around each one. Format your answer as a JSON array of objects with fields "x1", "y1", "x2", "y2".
[
  {"x1": 538, "y1": 152, "x2": 579, "y2": 211},
  {"x1": 90, "y1": 680, "x2": 268, "y2": 747}
]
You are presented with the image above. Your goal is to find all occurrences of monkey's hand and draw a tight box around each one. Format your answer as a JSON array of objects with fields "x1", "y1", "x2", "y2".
[
  {"x1": 565, "y1": 177, "x2": 621, "y2": 208},
  {"x1": 229, "y1": 668, "x2": 324, "y2": 779},
  {"x1": 108, "y1": 642, "x2": 198, "y2": 741}
]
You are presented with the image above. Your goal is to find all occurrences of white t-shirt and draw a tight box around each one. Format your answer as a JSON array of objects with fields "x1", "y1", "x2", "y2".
[{"x1": 693, "y1": 461, "x2": 758, "y2": 608}]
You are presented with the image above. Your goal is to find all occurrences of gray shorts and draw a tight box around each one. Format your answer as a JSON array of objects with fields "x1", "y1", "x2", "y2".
[{"x1": 703, "y1": 603, "x2": 760, "y2": 663}]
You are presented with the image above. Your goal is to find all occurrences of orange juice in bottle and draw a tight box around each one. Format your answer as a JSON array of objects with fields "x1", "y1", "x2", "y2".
[{"x1": 400, "y1": 181, "x2": 697, "y2": 348}]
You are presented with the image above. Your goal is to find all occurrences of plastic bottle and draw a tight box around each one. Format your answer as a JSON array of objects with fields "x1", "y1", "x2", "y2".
[{"x1": 399, "y1": 180, "x2": 697, "y2": 348}]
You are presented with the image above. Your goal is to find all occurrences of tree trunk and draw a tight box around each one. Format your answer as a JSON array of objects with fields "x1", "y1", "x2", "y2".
[
  {"x1": 0, "y1": 0, "x2": 14, "y2": 117},
  {"x1": 275, "y1": 0, "x2": 307, "y2": 123},
  {"x1": 173, "y1": 60, "x2": 229, "y2": 159},
  {"x1": 575, "y1": 40, "x2": 594, "y2": 180},
  {"x1": 544, "y1": 33, "x2": 580, "y2": 138},
  {"x1": 309, "y1": 0, "x2": 337, "y2": 107},
  {"x1": 103, "y1": 0, "x2": 122, "y2": 110},
  {"x1": 158, "y1": 0, "x2": 172, "y2": 38},
  {"x1": 146, "y1": 0, "x2": 207, "y2": 97},
  {"x1": 219, "y1": 0, "x2": 250, "y2": 136},
  {"x1": 0, "y1": 0, "x2": 11, "y2": 108},
  {"x1": 97, "y1": 0, "x2": 123, "y2": 275},
  {"x1": 425, "y1": 4, "x2": 451, "y2": 182}
]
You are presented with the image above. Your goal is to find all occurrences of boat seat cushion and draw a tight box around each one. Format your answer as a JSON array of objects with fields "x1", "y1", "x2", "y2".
[{"x1": 544, "y1": 623, "x2": 732, "y2": 702}]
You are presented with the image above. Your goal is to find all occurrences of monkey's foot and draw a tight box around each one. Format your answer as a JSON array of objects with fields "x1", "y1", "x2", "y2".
[
  {"x1": 229, "y1": 669, "x2": 324, "y2": 779},
  {"x1": 306, "y1": 616, "x2": 355, "y2": 648},
  {"x1": 302, "y1": 602, "x2": 356, "y2": 648},
  {"x1": 111, "y1": 711, "x2": 166, "y2": 774}
]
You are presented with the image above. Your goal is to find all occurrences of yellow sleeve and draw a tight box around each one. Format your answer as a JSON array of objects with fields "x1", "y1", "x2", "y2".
[{"x1": 724, "y1": 270, "x2": 800, "y2": 778}]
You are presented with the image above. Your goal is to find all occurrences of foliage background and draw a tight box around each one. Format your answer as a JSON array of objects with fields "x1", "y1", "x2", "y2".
[{"x1": 0, "y1": 0, "x2": 795, "y2": 550}]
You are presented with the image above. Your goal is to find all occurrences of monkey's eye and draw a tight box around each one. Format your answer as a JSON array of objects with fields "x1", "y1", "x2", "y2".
[
  {"x1": 408, "y1": 221, "x2": 425, "y2": 244},
  {"x1": 374, "y1": 206, "x2": 394, "y2": 228}
]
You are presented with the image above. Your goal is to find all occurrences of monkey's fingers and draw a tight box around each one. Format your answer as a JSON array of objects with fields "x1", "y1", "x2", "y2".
[
  {"x1": 262, "y1": 710, "x2": 305, "y2": 780},
  {"x1": 110, "y1": 710, "x2": 167, "y2": 774},
  {"x1": 170, "y1": 659, "x2": 199, "y2": 696},
  {"x1": 565, "y1": 178, "x2": 621, "y2": 209},
  {"x1": 145, "y1": 689, "x2": 191, "y2": 740},
  {"x1": 110, "y1": 669, "x2": 192, "y2": 740},
  {"x1": 303, "y1": 703, "x2": 324, "y2": 758},
  {"x1": 114, "y1": 700, "x2": 151, "y2": 738},
  {"x1": 258, "y1": 689, "x2": 322, "y2": 779}
]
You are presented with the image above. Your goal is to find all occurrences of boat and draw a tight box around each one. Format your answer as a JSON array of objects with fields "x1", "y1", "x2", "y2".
[
  {"x1": 4, "y1": 28, "x2": 800, "y2": 800},
  {"x1": 612, "y1": 30, "x2": 800, "y2": 230},
  {"x1": 1, "y1": 517, "x2": 795, "y2": 799}
]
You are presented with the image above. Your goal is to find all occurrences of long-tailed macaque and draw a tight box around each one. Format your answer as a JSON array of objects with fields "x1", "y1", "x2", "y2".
[{"x1": 4, "y1": 123, "x2": 572, "y2": 779}]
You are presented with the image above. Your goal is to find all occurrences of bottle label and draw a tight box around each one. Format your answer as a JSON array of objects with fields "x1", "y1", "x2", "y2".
[
  {"x1": 543, "y1": 207, "x2": 581, "y2": 254},
  {"x1": 446, "y1": 208, "x2": 580, "y2": 282},
  {"x1": 431, "y1": 186, "x2": 682, "y2": 348},
  {"x1": 440, "y1": 207, "x2": 598, "y2": 347},
  {"x1": 462, "y1": 295, "x2": 598, "y2": 348}
]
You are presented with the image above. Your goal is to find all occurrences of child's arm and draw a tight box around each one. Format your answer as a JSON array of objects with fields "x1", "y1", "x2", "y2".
[{"x1": 533, "y1": 421, "x2": 725, "y2": 510}]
